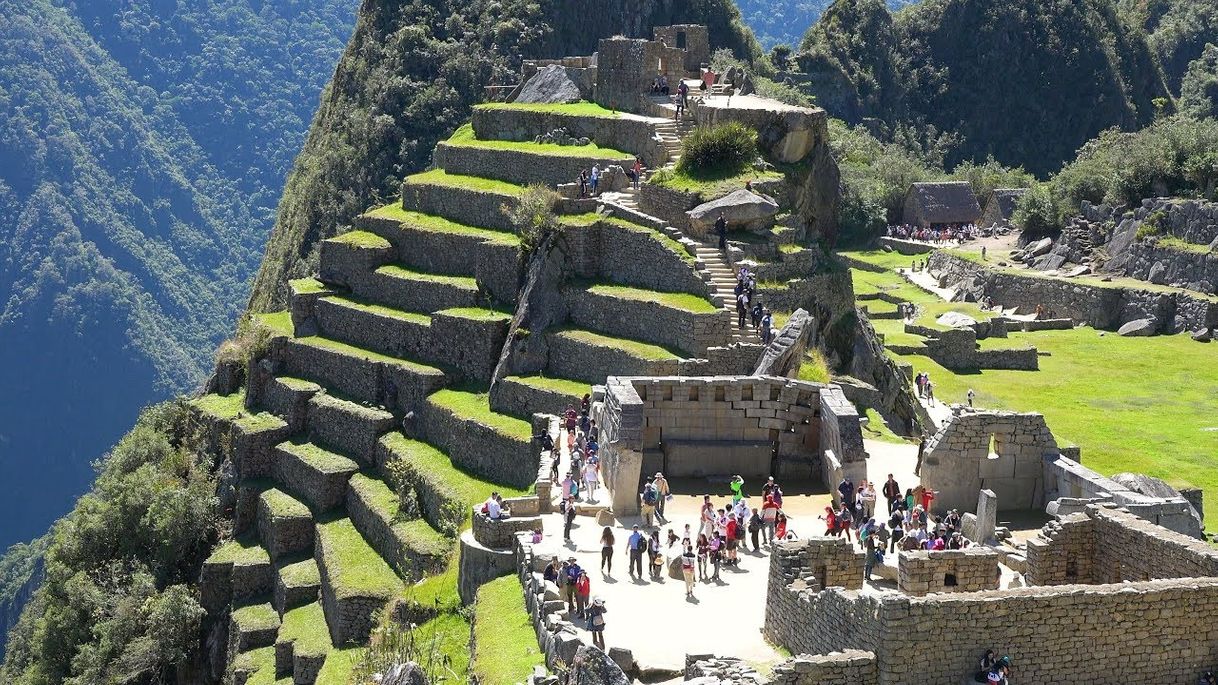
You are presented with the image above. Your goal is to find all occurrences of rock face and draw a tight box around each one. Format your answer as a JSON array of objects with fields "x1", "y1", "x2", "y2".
[
  {"x1": 935, "y1": 312, "x2": 977, "y2": 329},
  {"x1": 381, "y1": 663, "x2": 429, "y2": 685},
  {"x1": 753, "y1": 308, "x2": 813, "y2": 377},
  {"x1": 1117, "y1": 318, "x2": 1155, "y2": 336},
  {"x1": 686, "y1": 189, "x2": 779, "y2": 234},
  {"x1": 568, "y1": 645, "x2": 631, "y2": 685},
  {"x1": 1193, "y1": 328, "x2": 1213, "y2": 342},
  {"x1": 515, "y1": 64, "x2": 582, "y2": 104}
]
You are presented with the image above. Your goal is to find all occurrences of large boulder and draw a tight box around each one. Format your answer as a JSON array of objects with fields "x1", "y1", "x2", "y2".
[
  {"x1": 753, "y1": 309, "x2": 813, "y2": 377},
  {"x1": 686, "y1": 189, "x2": 779, "y2": 236},
  {"x1": 936, "y1": 311, "x2": 978, "y2": 329},
  {"x1": 1117, "y1": 318, "x2": 1155, "y2": 337},
  {"x1": 515, "y1": 65, "x2": 581, "y2": 104},
  {"x1": 1193, "y1": 328, "x2": 1213, "y2": 343},
  {"x1": 1147, "y1": 260, "x2": 1168, "y2": 284},
  {"x1": 568, "y1": 646, "x2": 630, "y2": 685},
  {"x1": 1028, "y1": 237, "x2": 1053, "y2": 257}
]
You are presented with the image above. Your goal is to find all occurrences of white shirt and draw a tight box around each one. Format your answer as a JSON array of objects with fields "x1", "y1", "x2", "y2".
[{"x1": 485, "y1": 498, "x2": 501, "y2": 519}]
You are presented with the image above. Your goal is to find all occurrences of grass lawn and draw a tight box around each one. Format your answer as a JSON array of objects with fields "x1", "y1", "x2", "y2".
[
  {"x1": 446, "y1": 123, "x2": 631, "y2": 159},
  {"x1": 553, "y1": 327, "x2": 683, "y2": 361},
  {"x1": 256, "y1": 311, "x2": 293, "y2": 336},
  {"x1": 364, "y1": 204, "x2": 520, "y2": 246},
  {"x1": 316, "y1": 646, "x2": 365, "y2": 685},
  {"x1": 583, "y1": 282, "x2": 719, "y2": 313},
  {"x1": 316, "y1": 517, "x2": 404, "y2": 599},
  {"x1": 404, "y1": 168, "x2": 525, "y2": 196},
  {"x1": 1157, "y1": 236, "x2": 1212, "y2": 254},
  {"x1": 889, "y1": 329, "x2": 1218, "y2": 524},
  {"x1": 192, "y1": 391, "x2": 284, "y2": 432},
  {"x1": 475, "y1": 101, "x2": 620, "y2": 118},
  {"x1": 472, "y1": 576, "x2": 544, "y2": 684},
  {"x1": 376, "y1": 265, "x2": 477, "y2": 290},
  {"x1": 290, "y1": 277, "x2": 329, "y2": 295},
  {"x1": 278, "y1": 441, "x2": 358, "y2": 474},
  {"x1": 403, "y1": 550, "x2": 462, "y2": 614},
  {"x1": 427, "y1": 389, "x2": 534, "y2": 441},
  {"x1": 506, "y1": 374, "x2": 590, "y2": 398},
  {"x1": 650, "y1": 166, "x2": 783, "y2": 198},
  {"x1": 407, "y1": 613, "x2": 473, "y2": 683},
  {"x1": 860, "y1": 406, "x2": 912, "y2": 444},
  {"x1": 328, "y1": 230, "x2": 391, "y2": 249}
]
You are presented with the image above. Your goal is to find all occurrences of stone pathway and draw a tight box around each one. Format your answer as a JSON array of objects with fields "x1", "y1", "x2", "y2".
[{"x1": 693, "y1": 243, "x2": 759, "y2": 345}]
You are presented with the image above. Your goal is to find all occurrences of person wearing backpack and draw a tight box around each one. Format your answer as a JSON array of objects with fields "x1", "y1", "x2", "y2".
[
  {"x1": 640, "y1": 481, "x2": 658, "y2": 527},
  {"x1": 748, "y1": 508, "x2": 762, "y2": 552},
  {"x1": 680, "y1": 543, "x2": 697, "y2": 597},
  {"x1": 586, "y1": 598, "x2": 606, "y2": 649},
  {"x1": 626, "y1": 525, "x2": 645, "y2": 579}
]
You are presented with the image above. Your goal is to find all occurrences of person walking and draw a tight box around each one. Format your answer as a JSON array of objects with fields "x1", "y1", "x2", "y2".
[
  {"x1": 730, "y1": 475, "x2": 745, "y2": 503},
  {"x1": 599, "y1": 527, "x2": 615, "y2": 575},
  {"x1": 575, "y1": 570, "x2": 591, "y2": 617},
  {"x1": 563, "y1": 558, "x2": 581, "y2": 613},
  {"x1": 653, "y1": 472, "x2": 671, "y2": 521},
  {"x1": 640, "y1": 480, "x2": 658, "y2": 527},
  {"x1": 696, "y1": 533, "x2": 709, "y2": 580},
  {"x1": 860, "y1": 480, "x2": 876, "y2": 521},
  {"x1": 836, "y1": 476, "x2": 855, "y2": 510},
  {"x1": 748, "y1": 507, "x2": 762, "y2": 552},
  {"x1": 563, "y1": 499, "x2": 577, "y2": 541},
  {"x1": 736, "y1": 290, "x2": 749, "y2": 330},
  {"x1": 761, "y1": 495, "x2": 779, "y2": 545},
  {"x1": 681, "y1": 543, "x2": 696, "y2": 597},
  {"x1": 583, "y1": 460, "x2": 599, "y2": 503},
  {"x1": 647, "y1": 530, "x2": 663, "y2": 580},
  {"x1": 586, "y1": 598, "x2": 606, "y2": 650},
  {"x1": 882, "y1": 474, "x2": 901, "y2": 515},
  {"x1": 716, "y1": 212, "x2": 728, "y2": 251},
  {"x1": 627, "y1": 525, "x2": 645, "y2": 579},
  {"x1": 967, "y1": 388, "x2": 976, "y2": 408},
  {"x1": 709, "y1": 533, "x2": 723, "y2": 580},
  {"x1": 632, "y1": 157, "x2": 644, "y2": 190},
  {"x1": 699, "y1": 495, "x2": 715, "y2": 539}
]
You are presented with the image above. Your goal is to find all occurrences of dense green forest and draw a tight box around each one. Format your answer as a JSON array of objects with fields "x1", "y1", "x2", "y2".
[
  {"x1": 736, "y1": 0, "x2": 914, "y2": 49},
  {"x1": 0, "y1": 0, "x2": 356, "y2": 557},
  {"x1": 248, "y1": 0, "x2": 761, "y2": 312}
]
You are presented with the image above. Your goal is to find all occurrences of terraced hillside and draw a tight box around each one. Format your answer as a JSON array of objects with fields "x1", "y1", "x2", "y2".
[{"x1": 188, "y1": 101, "x2": 754, "y2": 682}]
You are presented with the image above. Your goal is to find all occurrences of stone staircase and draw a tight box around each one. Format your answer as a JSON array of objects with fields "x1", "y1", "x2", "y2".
[{"x1": 694, "y1": 243, "x2": 757, "y2": 345}]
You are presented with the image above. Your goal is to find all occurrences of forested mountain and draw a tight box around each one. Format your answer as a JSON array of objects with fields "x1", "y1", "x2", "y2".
[
  {"x1": 0, "y1": 0, "x2": 356, "y2": 553},
  {"x1": 797, "y1": 0, "x2": 1176, "y2": 175},
  {"x1": 248, "y1": 0, "x2": 761, "y2": 312},
  {"x1": 1120, "y1": 0, "x2": 1218, "y2": 92},
  {"x1": 735, "y1": 0, "x2": 915, "y2": 49}
]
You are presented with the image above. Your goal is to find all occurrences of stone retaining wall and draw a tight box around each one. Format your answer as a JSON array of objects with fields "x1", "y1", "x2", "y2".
[
  {"x1": 490, "y1": 377, "x2": 576, "y2": 419},
  {"x1": 418, "y1": 400, "x2": 536, "y2": 489},
  {"x1": 470, "y1": 107, "x2": 666, "y2": 167},
  {"x1": 457, "y1": 531, "x2": 515, "y2": 604},
  {"x1": 770, "y1": 651, "x2": 878, "y2": 685},
  {"x1": 400, "y1": 181, "x2": 519, "y2": 233},
  {"x1": 471, "y1": 511, "x2": 542, "y2": 549},
  {"x1": 897, "y1": 548, "x2": 1000, "y2": 596},
  {"x1": 305, "y1": 393, "x2": 394, "y2": 468},
  {"x1": 564, "y1": 286, "x2": 727, "y2": 356},
  {"x1": 345, "y1": 481, "x2": 443, "y2": 581},
  {"x1": 562, "y1": 219, "x2": 709, "y2": 297},
  {"x1": 1123, "y1": 241, "x2": 1218, "y2": 295},
  {"x1": 876, "y1": 237, "x2": 934, "y2": 254},
  {"x1": 280, "y1": 337, "x2": 447, "y2": 417},
  {"x1": 638, "y1": 182, "x2": 700, "y2": 232},
  {"x1": 1043, "y1": 454, "x2": 1201, "y2": 537},
  {"x1": 544, "y1": 331, "x2": 680, "y2": 382},
  {"x1": 434, "y1": 142, "x2": 631, "y2": 188}
]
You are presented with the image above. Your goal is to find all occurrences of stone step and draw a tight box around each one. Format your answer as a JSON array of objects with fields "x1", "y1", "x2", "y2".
[
  {"x1": 257, "y1": 488, "x2": 315, "y2": 562},
  {"x1": 272, "y1": 441, "x2": 360, "y2": 513},
  {"x1": 345, "y1": 472, "x2": 449, "y2": 582},
  {"x1": 315, "y1": 516, "x2": 405, "y2": 645},
  {"x1": 305, "y1": 391, "x2": 396, "y2": 468},
  {"x1": 274, "y1": 601, "x2": 332, "y2": 685},
  {"x1": 201, "y1": 533, "x2": 274, "y2": 612},
  {"x1": 282, "y1": 334, "x2": 447, "y2": 416},
  {"x1": 274, "y1": 556, "x2": 321, "y2": 615},
  {"x1": 228, "y1": 601, "x2": 281, "y2": 661}
]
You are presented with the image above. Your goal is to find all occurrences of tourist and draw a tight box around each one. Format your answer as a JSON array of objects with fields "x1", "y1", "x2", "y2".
[
  {"x1": 659, "y1": 74, "x2": 669, "y2": 95},
  {"x1": 873, "y1": 522, "x2": 890, "y2": 553},
  {"x1": 836, "y1": 476, "x2": 855, "y2": 510},
  {"x1": 681, "y1": 543, "x2": 697, "y2": 597},
  {"x1": 736, "y1": 290, "x2": 749, "y2": 330},
  {"x1": 543, "y1": 556, "x2": 561, "y2": 585},
  {"x1": 920, "y1": 487, "x2": 937, "y2": 515},
  {"x1": 926, "y1": 379, "x2": 935, "y2": 403},
  {"x1": 820, "y1": 505, "x2": 838, "y2": 536},
  {"x1": 716, "y1": 212, "x2": 728, "y2": 251},
  {"x1": 586, "y1": 598, "x2": 606, "y2": 650},
  {"x1": 1198, "y1": 671, "x2": 1217, "y2": 685},
  {"x1": 575, "y1": 570, "x2": 591, "y2": 618},
  {"x1": 578, "y1": 170, "x2": 588, "y2": 197},
  {"x1": 859, "y1": 480, "x2": 877, "y2": 520},
  {"x1": 761, "y1": 495, "x2": 779, "y2": 544},
  {"x1": 761, "y1": 309, "x2": 773, "y2": 344},
  {"x1": 666, "y1": 528, "x2": 680, "y2": 550},
  {"x1": 730, "y1": 475, "x2": 745, "y2": 503},
  {"x1": 981, "y1": 245, "x2": 987, "y2": 260},
  {"x1": 627, "y1": 525, "x2": 645, "y2": 578},
  {"x1": 967, "y1": 388, "x2": 976, "y2": 408},
  {"x1": 482, "y1": 492, "x2": 503, "y2": 520},
  {"x1": 732, "y1": 496, "x2": 748, "y2": 522},
  {"x1": 563, "y1": 501, "x2": 577, "y2": 541},
  {"x1": 600, "y1": 527, "x2": 615, "y2": 575},
  {"x1": 748, "y1": 507, "x2": 762, "y2": 552},
  {"x1": 977, "y1": 649, "x2": 997, "y2": 677},
  {"x1": 762, "y1": 476, "x2": 776, "y2": 499},
  {"x1": 904, "y1": 488, "x2": 915, "y2": 513},
  {"x1": 564, "y1": 404, "x2": 578, "y2": 434},
  {"x1": 700, "y1": 495, "x2": 716, "y2": 538},
  {"x1": 750, "y1": 300, "x2": 764, "y2": 328},
  {"x1": 653, "y1": 471, "x2": 671, "y2": 521},
  {"x1": 590, "y1": 164, "x2": 600, "y2": 195},
  {"x1": 640, "y1": 479, "x2": 659, "y2": 527},
  {"x1": 863, "y1": 528, "x2": 880, "y2": 581},
  {"x1": 724, "y1": 514, "x2": 739, "y2": 564},
  {"x1": 588, "y1": 418, "x2": 599, "y2": 443},
  {"x1": 583, "y1": 459, "x2": 599, "y2": 502},
  {"x1": 775, "y1": 512, "x2": 789, "y2": 541},
  {"x1": 835, "y1": 504, "x2": 852, "y2": 543},
  {"x1": 632, "y1": 157, "x2": 644, "y2": 190},
  {"x1": 888, "y1": 509, "x2": 905, "y2": 553},
  {"x1": 564, "y1": 557, "x2": 582, "y2": 613},
  {"x1": 531, "y1": 528, "x2": 542, "y2": 544},
  {"x1": 882, "y1": 474, "x2": 901, "y2": 515},
  {"x1": 648, "y1": 530, "x2": 663, "y2": 579},
  {"x1": 709, "y1": 533, "x2": 723, "y2": 580}
]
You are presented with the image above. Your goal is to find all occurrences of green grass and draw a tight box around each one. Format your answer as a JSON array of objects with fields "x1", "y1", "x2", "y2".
[
  {"x1": 278, "y1": 557, "x2": 320, "y2": 589},
  {"x1": 323, "y1": 296, "x2": 432, "y2": 326},
  {"x1": 436, "y1": 307, "x2": 513, "y2": 322},
  {"x1": 289, "y1": 277, "x2": 328, "y2": 295},
  {"x1": 329, "y1": 230, "x2": 391, "y2": 249},
  {"x1": 583, "y1": 282, "x2": 719, "y2": 313},
  {"x1": 376, "y1": 265, "x2": 477, "y2": 290},
  {"x1": 602, "y1": 216, "x2": 696, "y2": 264},
  {"x1": 293, "y1": 334, "x2": 444, "y2": 375},
  {"x1": 860, "y1": 406, "x2": 911, "y2": 444},
  {"x1": 472, "y1": 576, "x2": 544, "y2": 684},
  {"x1": 475, "y1": 101, "x2": 619, "y2": 117},
  {"x1": 380, "y1": 434, "x2": 527, "y2": 512},
  {"x1": 778, "y1": 243, "x2": 806, "y2": 255},
  {"x1": 232, "y1": 602, "x2": 280, "y2": 633},
  {"x1": 256, "y1": 311, "x2": 294, "y2": 336},
  {"x1": 552, "y1": 327, "x2": 684, "y2": 361},
  {"x1": 1157, "y1": 236, "x2": 1213, "y2": 254},
  {"x1": 365, "y1": 203, "x2": 521, "y2": 246},
  {"x1": 839, "y1": 249, "x2": 921, "y2": 271},
  {"x1": 207, "y1": 532, "x2": 270, "y2": 566},
  {"x1": 413, "y1": 613, "x2": 473, "y2": 682},
  {"x1": 233, "y1": 647, "x2": 278, "y2": 685},
  {"x1": 278, "y1": 602, "x2": 331, "y2": 657},
  {"x1": 403, "y1": 550, "x2": 462, "y2": 614},
  {"x1": 261, "y1": 488, "x2": 311, "y2": 520},
  {"x1": 404, "y1": 168, "x2": 525, "y2": 197},
  {"x1": 505, "y1": 374, "x2": 590, "y2": 398},
  {"x1": 316, "y1": 517, "x2": 404, "y2": 599},
  {"x1": 192, "y1": 391, "x2": 285, "y2": 432},
  {"x1": 446, "y1": 123, "x2": 631, "y2": 159},
  {"x1": 890, "y1": 328, "x2": 1218, "y2": 525},
  {"x1": 348, "y1": 473, "x2": 452, "y2": 557},
  {"x1": 426, "y1": 389, "x2": 534, "y2": 441},
  {"x1": 316, "y1": 646, "x2": 365, "y2": 685},
  {"x1": 870, "y1": 318, "x2": 926, "y2": 347},
  {"x1": 650, "y1": 166, "x2": 783, "y2": 198},
  {"x1": 276, "y1": 376, "x2": 321, "y2": 393},
  {"x1": 278, "y1": 441, "x2": 359, "y2": 475},
  {"x1": 795, "y1": 349, "x2": 831, "y2": 383}
]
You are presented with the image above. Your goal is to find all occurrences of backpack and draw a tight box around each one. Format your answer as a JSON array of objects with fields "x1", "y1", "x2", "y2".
[
  {"x1": 642, "y1": 486, "x2": 657, "y2": 505},
  {"x1": 734, "y1": 520, "x2": 745, "y2": 540}
]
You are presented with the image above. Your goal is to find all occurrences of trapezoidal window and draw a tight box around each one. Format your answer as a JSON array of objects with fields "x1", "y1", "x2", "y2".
[
  {"x1": 987, "y1": 433, "x2": 1000, "y2": 460},
  {"x1": 944, "y1": 573, "x2": 958, "y2": 587},
  {"x1": 676, "y1": 32, "x2": 687, "y2": 49}
]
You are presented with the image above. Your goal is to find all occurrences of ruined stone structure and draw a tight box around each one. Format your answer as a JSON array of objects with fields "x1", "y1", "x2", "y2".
[
  {"x1": 897, "y1": 548, "x2": 1000, "y2": 596},
  {"x1": 592, "y1": 375, "x2": 866, "y2": 515}
]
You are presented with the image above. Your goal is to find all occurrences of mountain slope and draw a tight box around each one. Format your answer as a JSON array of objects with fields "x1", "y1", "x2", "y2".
[
  {"x1": 0, "y1": 0, "x2": 355, "y2": 551},
  {"x1": 738, "y1": 0, "x2": 916, "y2": 50},
  {"x1": 247, "y1": 0, "x2": 762, "y2": 312}
]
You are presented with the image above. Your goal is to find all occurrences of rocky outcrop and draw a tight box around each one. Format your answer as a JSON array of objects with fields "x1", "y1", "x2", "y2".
[
  {"x1": 568, "y1": 645, "x2": 631, "y2": 685},
  {"x1": 753, "y1": 308, "x2": 813, "y2": 377},
  {"x1": 515, "y1": 64, "x2": 582, "y2": 104},
  {"x1": 686, "y1": 189, "x2": 779, "y2": 234}
]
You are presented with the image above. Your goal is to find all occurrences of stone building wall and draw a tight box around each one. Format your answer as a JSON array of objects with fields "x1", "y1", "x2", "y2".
[
  {"x1": 593, "y1": 377, "x2": 645, "y2": 515},
  {"x1": 818, "y1": 387, "x2": 867, "y2": 488},
  {"x1": 897, "y1": 549, "x2": 1000, "y2": 596},
  {"x1": 652, "y1": 24, "x2": 709, "y2": 71},
  {"x1": 763, "y1": 540, "x2": 877, "y2": 658},
  {"x1": 470, "y1": 106, "x2": 666, "y2": 167},
  {"x1": 1043, "y1": 455, "x2": 1201, "y2": 537},
  {"x1": 594, "y1": 37, "x2": 660, "y2": 111},
  {"x1": 471, "y1": 510, "x2": 542, "y2": 550},
  {"x1": 919, "y1": 409, "x2": 1058, "y2": 513}
]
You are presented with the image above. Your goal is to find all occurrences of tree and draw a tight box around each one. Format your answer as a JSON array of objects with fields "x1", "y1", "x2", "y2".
[{"x1": 1181, "y1": 43, "x2": 1218, "y2": 120}]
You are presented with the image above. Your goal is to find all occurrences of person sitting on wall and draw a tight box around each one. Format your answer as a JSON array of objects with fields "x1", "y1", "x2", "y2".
[{"x1": 482, "y1": 492, "x2": 508, "y2": 520}]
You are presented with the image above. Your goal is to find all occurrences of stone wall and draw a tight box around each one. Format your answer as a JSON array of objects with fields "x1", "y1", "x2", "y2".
[
  {"x1": 544, "y1": 330, "x2": 680, "y2": 381},
  {"x1": 763, "y1": 540, "x2": 877, "y2": 658},
  {"x1": 564, "y1": 286, "x2": 726, "y2": 357},
  {"x1": 638, "y1": 182, "x2": 701, "y2": 231},
  {"x1": 1123, "y1": 241, "x2": 1218, "y2": 295},
  {"x1": 561, "y1": 219, "x2": 709, "y2": 297},
  {"x1": 433, "y1": 141, "x2": 631, "y2": 188},
  {"x1": 652, "y1": 24, "x2": 708, "y2": 71},
  {"x1": 770, "y1": 651, "x2": 878, "y2": 685},
  {"x1": 471, "y1": 510, "x2": 542, "y2": 550},
  {"x1": 470, "y1": 106, "x2": 666, "y2": 167},
  {"x1": 594, "y1": 37, "x2": 660, "y2": 112},
  {"x1": 592, "y1": 377, "x2": 645, "y2": 516},
  {"x1": 920, "y1": 327, "x2": 1039, "y2": 371},
  {"x1": 400, "y1": 180, "x2": 518, "y2": 234},
  {"x1": 930, "y1": 251, "x2": 1218, "y2": 333},
  {"x1": 1043, "y1": 455, "x2": 1201, "y2": 537},
  {"x1": 897, "y1": 549, "x2": 1000, "y2": 596},
  {"x1": 418, "y1": 400, "x2": 536, "y2": 489},
  {"x1": 818, "y1": 388, "x2": 867, "y2": 487},
  {"x1": 919, "y1": 408, "x2": 1059, "y2": 513}
]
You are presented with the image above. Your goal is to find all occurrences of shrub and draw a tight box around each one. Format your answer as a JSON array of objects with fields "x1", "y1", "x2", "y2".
[
  {"x1": 502, "y1": 184, "x2": 561, "y2": 253},
  {"x1": 676, "y1": 122, "x2": 759, "y2": 176}
]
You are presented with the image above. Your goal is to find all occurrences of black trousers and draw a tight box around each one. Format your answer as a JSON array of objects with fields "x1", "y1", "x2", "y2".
[{"x1": 629, "y1": 549, "x2": 643, "y2": 577}]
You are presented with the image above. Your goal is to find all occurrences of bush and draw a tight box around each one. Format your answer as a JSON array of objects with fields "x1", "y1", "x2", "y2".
[
  {"x1": 502, "y1": 184, "x2": 561, "y2": 253},
  {"x1": 676, "y1": 122, "x2": 759, "y2": 176}
]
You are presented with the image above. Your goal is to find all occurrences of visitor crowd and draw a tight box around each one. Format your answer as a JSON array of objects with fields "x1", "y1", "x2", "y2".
[
  {"x1": 730, "y1": 263, "x2": 775, "y2": 345},
  {"x1": 886, "y1": 223, "x2": 979, "y2": 244}
]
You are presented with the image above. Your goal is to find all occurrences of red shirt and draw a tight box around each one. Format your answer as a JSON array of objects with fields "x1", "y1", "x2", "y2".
[
  {"x1": 576, "y1": 576, "x2": 590, "y2": 596},
  {"x1": 726, "y1": 519, "x2": 738, "y2": 539}
]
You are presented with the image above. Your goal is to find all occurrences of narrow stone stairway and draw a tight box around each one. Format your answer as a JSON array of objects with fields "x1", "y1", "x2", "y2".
[{"x1": 693, "y1": 243, "x2": 756, "y2": 345}]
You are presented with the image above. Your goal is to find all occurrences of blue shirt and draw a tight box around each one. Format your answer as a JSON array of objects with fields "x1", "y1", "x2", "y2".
[{"x1": 628, "y1": 531, "x2": 645, "y2": 551}]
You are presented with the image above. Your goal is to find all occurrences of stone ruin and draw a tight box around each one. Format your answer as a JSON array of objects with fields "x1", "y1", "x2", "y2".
[{"x1": 533, "y1": 126, "x2": 590, "y2": 146}]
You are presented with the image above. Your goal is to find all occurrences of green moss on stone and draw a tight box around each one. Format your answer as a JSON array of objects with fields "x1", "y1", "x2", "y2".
[
  {"x1": 436, "y1": 307, "x2": 512, "y2": 322},
  {"x1": 261, "y1": 488, "x2": 311, "y2": 520},
  {"x1": 290, "y1": 277, "x2": 328, "y2": 295},
  {"x1": 278, "y1": 557, "x2": 321, "y2": 589}
]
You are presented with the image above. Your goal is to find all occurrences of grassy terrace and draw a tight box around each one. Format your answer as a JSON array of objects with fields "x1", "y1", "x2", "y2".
[
  {"x1": 472, "y1": 576, "x2": 544, "y2": 684},
  {"x1": 328, "y1": 230, "x2": 391, "y2": 249},
  {"x1": 581, "y1": 281, "x2": 719, "y2": 313},
  {"x1": 843, "y1": 249, "x2": 1218, "y2": 524},
  {"x1": 474, "y1": 101, "x2": 620, "y2": 118},
  {"x1": 316, "y1": 646, "x2": 364, "y2": 685},
  {"x1": 293, "y1": 335, "x2": 443, "y2": 375},
  {"x1": 505, "y1": 374, "x2": 590, "y2": 398},
  {"x1": 427, "y1": 389, "x2": 533, "y2": 441},
  {"x1": 323, "y1": 295, "x2": 432, "y2": 326},
  {"x1": 650, "y1": 166, "x2": 784, "y2": 198},
  {"x1": 445, "y1": 123, "x2": 631, "y2": 159},
  {"x1": 256, "y1": 310, "x2": 294, "y2": 337},
  {"x1": 376, "y1": 264, "x2": 477, "y2": 290},
  {"x1": 290, "y1": 277, "x2": 329, "y2": 295},
  {"x1": 348, "y1": 473, "x2": 450, "y2": 555},
  {"x1": 381, "y1": 433, "x2": 527, "y2": 509},
  {"x1": 561, "y1": 212, "x2": 696, "y2": 264},
  {"x1": 233, "y1": 647, "x2": 276, "y2": 685},
  {"x1": 553, "y1": 327, "x2": 683, "y2": 361},
  {"x1": 278, "y1": 557, "x2": 320, "y2": 588},
  {"x1": 1157, "y1": 236, "x2": 1212, "y2": 254},
  {"x1": 403, "y1": 168, "x2": 525, "y2": 196},
  {"x1": 278, "y1": 441, "x2": 358, "y2": 474},
  {"x1": 232, "y1": 602, "x2": 279, "y2": 633},
  {"x1": 207, "y1": 532, "x2": 269, "y2": 566},
  {"x1": 261, "y1": 488, "x2": 311, "y2": 520},
  {"x1": 191, "y1": 391, "x2": 284, "y2": 432},
  {"x1": 437, "y1": 306, "x2": 513, "y2": 322},
  {"x1": 316, "y1": 517, "x2": 404, "y2": 598},
  {"x1": 364, "y1": 204, "x2": 520, "y2": 246},
  {"x1": 278, "y1": 602, "x2": 331, "y2": 657}
]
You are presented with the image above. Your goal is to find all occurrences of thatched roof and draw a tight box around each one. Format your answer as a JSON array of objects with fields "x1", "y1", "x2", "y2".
[
  {"x1": 905, "y1": 181, "x2": 981, "y2": 224},
  {"x1": 985, "y1": 188, "x2": 1028, "y2": 220}
]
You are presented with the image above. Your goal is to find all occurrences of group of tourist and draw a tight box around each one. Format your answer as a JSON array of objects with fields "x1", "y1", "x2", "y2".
[
  {"x1": 732, "y1": 266, "x2": 775, "y2": 344},
  {"x1": 576, "y1": 157, "x2": 647, "y2": 197},
  {"x1": 543, "y1": 555, "x2": 606, "y2": 649},
  {"x1": 886, "y1": 223, "x2": 979, "y2": 244},
  {"x1": 913, "y1": 371, "x2": 936, "y2": 403}
]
